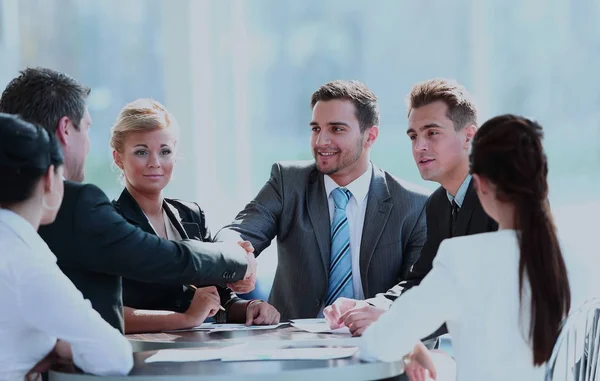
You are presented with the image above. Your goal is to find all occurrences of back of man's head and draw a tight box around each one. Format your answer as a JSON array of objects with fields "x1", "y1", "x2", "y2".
[
  {"x1": 0, "y1": 67, "x2": 91, "y2": 134},
  {"x1": 407, "y1": 78, "x2": 477, "y2": 130}
]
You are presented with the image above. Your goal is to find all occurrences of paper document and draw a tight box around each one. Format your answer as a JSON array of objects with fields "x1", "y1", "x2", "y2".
[
  {"x1": 165, "y1": 322, "x2": 284, "y2": 333},
  {"x1": 291, "y1": 318, "x2": 351, "y2": 334},
  {"x1": 208, "y1": 323, "x2": 285, "y2": 332},
  {"x1": 164, "y1": 322, "x2": 215, "y2": 332},
  {"x1": 221, "y1": 346, "x2": 358, "y2": 361}
]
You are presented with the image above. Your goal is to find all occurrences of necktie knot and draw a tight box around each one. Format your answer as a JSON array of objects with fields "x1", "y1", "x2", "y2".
[{"x1": 332, "y1": 187, "x2": 351, "y2": 210}]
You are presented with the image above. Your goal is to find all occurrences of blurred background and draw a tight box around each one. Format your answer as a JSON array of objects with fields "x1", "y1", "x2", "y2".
[{"x1": 1, "y1": 0, "x2": 598, "y2": 300}]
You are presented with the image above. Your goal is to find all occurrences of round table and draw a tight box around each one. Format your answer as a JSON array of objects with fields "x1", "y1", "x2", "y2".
[
  {"x1": 126, "y1": 326, "x2": 361, "y2": 351},
  {"x1": 49, "y1": 326, "x2": 405, "y2": 380}
]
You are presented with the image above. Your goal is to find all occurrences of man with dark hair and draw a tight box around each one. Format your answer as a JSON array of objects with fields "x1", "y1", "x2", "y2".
[
  {"x1": 324, "y1": 78, "x2": 498, "y2": 337},
  {"x1": 0, "y1": 68, "x2": 91, "y2": 182},
  {"x1": 216, "y1": 80, "x2": 428, "y2": 321},
  {"x1": 0, "y1": 67, "x2": 257, "y2": 332}
]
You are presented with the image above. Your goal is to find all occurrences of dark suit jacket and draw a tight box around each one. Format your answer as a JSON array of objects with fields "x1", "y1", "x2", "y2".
[
  {"x1": 112, "y1": 188, "x2": 240, "y2": 323},
  {"x1": 369, "y1": 179, "x2": 498, "y2": 338},
  {"x1": 216, "y1": 161, "x2": 428, "y2": 321},
  {"x1": 371, "y1": 179, "x2": 498, "y2": 307},
  {"x1": 38, "y1": 181, "x2": 248, "y2": 332}
]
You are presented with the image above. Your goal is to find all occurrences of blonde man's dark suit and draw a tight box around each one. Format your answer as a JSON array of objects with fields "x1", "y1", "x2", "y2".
[{"x1": 216, "y1": 161, "x2": 428, "y2": 321}]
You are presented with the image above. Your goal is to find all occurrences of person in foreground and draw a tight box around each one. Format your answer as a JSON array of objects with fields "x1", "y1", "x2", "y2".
[
  {"x1": 216, "y1": 80, "x2": 427, "y2": 321},
  {"x1": 110, "y1": 99, "x2": 279, "y2": 333},
  {"x1": 325, "y1": 79, "x2": 498, "y2": 337},
  {"x1": 358, "y1": 114, "x2": 571, "y2": 381},
  {"x1": 0, "y1": 67, "x2": 257, "y2": 333},
  {"x1": 0, "y1": 114, "x2": 132, "y2": 380}
]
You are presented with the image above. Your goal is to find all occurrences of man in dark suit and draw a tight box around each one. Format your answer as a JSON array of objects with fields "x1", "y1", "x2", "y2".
[
  {"x1": 216, "y1": 80, "x2": 428, "y2": 321},
  {"x1": 325, "y1": 78, "x2": 498, "y2": 336},
  {"x1": 0, "y1": 67, "x2": 256, "y2": 333}
]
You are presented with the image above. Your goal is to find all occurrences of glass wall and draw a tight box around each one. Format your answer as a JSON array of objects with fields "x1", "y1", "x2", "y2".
[{"x1": 2, "y1": 0, "x2": 598, "y2": 296}]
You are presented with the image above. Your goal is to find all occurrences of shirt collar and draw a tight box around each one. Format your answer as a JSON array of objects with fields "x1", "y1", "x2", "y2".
[
  {"x1": 324, "y1": 162, "x2": 373, "y2": 208},
  {"x1": 446, "y1": 174, "x2": 472, "y2": 208},
  {"x1": 0, "y1": 208, "x2": 54, "y2": 259}
]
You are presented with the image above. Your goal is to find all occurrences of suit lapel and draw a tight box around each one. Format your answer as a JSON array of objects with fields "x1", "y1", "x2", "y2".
[
  {"x1": 359, "y1": 165, "x2": 392, "y2": 290},
  {"x1": 116, "y1": 189, "x2": 155, "y2": 235},
  {"x1": 306, "y1": 170, "x2": 332, "y2": 276},
  {"x1": 437, "y1": 191, "x2": 452, "y2": 240},
  {"x1": 452, "y1": 179, "x2": 477, "y2": 237},
  {"x1": 163, "y1": 201, "x2": 193, "y2": 239}
]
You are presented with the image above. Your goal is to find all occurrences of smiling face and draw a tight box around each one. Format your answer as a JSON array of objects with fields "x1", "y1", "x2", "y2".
[
  {"x1": 407, "y1": 100, "x2": 474, "y2": 185},
  {"x1": 113, "y1": 128, "x2": 177, "y2": 195},
  {"x1": 310, "y1": 99, "x2": 377, "y2": 185}
]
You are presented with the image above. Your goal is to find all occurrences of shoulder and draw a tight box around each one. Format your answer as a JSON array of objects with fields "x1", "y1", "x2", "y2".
[
  {"x1": 271, "y1": 160, "x2": 317, "y2": 177},
  {"x1": 426, "y1": 186, "x2": 449, "y2": 208},
  {"x1": 264, "y1": 161, "x2": 319, "y2": 192},
  {"x1": 377, "y1": 168, "x2": 431, "y2": 202},
  {"x1": 0, "y1": 225, "x2": 28, "y2": 265},
  {"x1": 60, "y1": 181, "x2": 111, "y2": 219},
  {"x1": 65, "y1": 181, "x2": 109, "y2": 201},
  {"x1": 435, "y1": 230, "x2": 517, "y2": 268}
]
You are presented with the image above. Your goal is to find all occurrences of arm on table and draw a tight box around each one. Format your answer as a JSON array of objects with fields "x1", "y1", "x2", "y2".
[
  {"x1": 359, "y1": 247, "x2": 460, "y2": 363},
  {"x1": 123, "y1": 286, "x2": 222, "y2": 333},
  {"x1": 17, "y1": 259, "x2": 133, "y2": 375}
]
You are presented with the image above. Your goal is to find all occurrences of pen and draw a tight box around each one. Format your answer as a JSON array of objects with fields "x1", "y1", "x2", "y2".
[{"x1": 187, "y1": 285, "x2": 226, "y2": 311}]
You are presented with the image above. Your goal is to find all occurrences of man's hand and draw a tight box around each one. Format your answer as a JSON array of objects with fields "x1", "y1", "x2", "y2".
[
  {"x1": 404, "y1": 342, "x2": 439, "y2": 381},
  {"x1": 228, "y1": 241, "x2": 257, "y2": 293},
  {"x1": 184, "y1": 286, "x2": 222, "y2": 326},
  {"x1": 323, "y1": 297, "x2": 367, "y2": 329},
  {"x1": 339, "y1": 304, "x2": 385, "y2": 336},
  {"x1": 245, "y1": 301, "x2": 280, "y2": 326},
  {"x1": 227, "y1": 272, "x2": 256, "y2": 294},
  {"x1": 25, "y1": 340, "x2": 73, "y2": 381},
  {"x1": 240, "y1": 241, "x2": 257, "y2": 280}
]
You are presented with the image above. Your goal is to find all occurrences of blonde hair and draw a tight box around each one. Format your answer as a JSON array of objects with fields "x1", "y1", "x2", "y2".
[{"x1": 110, "y1": 98, "x2": 179, "y2": 153}]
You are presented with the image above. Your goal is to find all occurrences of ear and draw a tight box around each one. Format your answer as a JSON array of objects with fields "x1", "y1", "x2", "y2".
[
  {"x1": 463, "y1": 124, "x2": 477, "y2": 149},
  {"x1": 55, "y1": 116, "x2": 73, "y2": 146},
  {"x1": 112, "y1": 150, "x2": 124, "y2": 170},
  {"x1": 43, "y1": 165, "x2": 56, "y2": 194},
  {"x1": 364, "y1": 126, "x2": 379, "y2": 148}
]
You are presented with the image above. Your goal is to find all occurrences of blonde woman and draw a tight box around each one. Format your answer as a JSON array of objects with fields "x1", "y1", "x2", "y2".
[{"x1": 110, "y1": 99, "x2": 280, "y2": 333}]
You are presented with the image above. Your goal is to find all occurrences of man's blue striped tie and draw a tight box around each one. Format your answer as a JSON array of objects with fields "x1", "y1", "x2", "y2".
[{"x1": 325, "y1": 187, "x2": 354, "y2": 307}]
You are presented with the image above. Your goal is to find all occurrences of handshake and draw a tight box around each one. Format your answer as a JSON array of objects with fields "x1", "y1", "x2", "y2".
[{"x1": 227, "y1": 240, "x2": 258, "y2": 294}]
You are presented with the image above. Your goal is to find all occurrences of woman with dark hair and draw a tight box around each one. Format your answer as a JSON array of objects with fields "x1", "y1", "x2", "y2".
[
  {"x1": 0, "y1": 113, "x2": 132, "y2": 380},
  {"x1": 358, "y1": 114, "x2": 571, "y2": 381}
]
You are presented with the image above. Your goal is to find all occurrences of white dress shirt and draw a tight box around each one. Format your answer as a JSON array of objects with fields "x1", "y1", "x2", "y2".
[
  {"x1": 324, "y1": 163, "x2": 373, "y2": 300},
  {"x1": 359, "y1": 230, "x2": 547, "y2": 381},
  {"x1": 0, "y1": 209, "x2": 133, "y2": 380}
]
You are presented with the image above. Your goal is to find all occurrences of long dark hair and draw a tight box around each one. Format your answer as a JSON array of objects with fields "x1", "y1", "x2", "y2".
[{"x1": 470, "y1": 114, "x2": 571, "y2": 365}]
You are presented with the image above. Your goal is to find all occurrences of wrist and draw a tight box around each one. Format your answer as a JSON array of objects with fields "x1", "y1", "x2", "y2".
[
  {"x1": 181, "y1": 310, "x2": 205, "y2": 328},
  {"x1": 245, "y1": 299, "x2": 264, "y2": 315}
]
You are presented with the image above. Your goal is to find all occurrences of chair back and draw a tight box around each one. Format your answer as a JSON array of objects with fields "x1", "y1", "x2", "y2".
[{"x1": 546, "y1": 298, "x2": 600, "y2": 381}]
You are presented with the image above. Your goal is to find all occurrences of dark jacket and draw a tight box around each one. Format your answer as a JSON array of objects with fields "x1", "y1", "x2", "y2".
[
  {"x1": 112, "y1": 188, "x2": 240, "y2": 322},
  {"x1": 38, "y1": 181, "x2": 248, "y2": 332}
]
